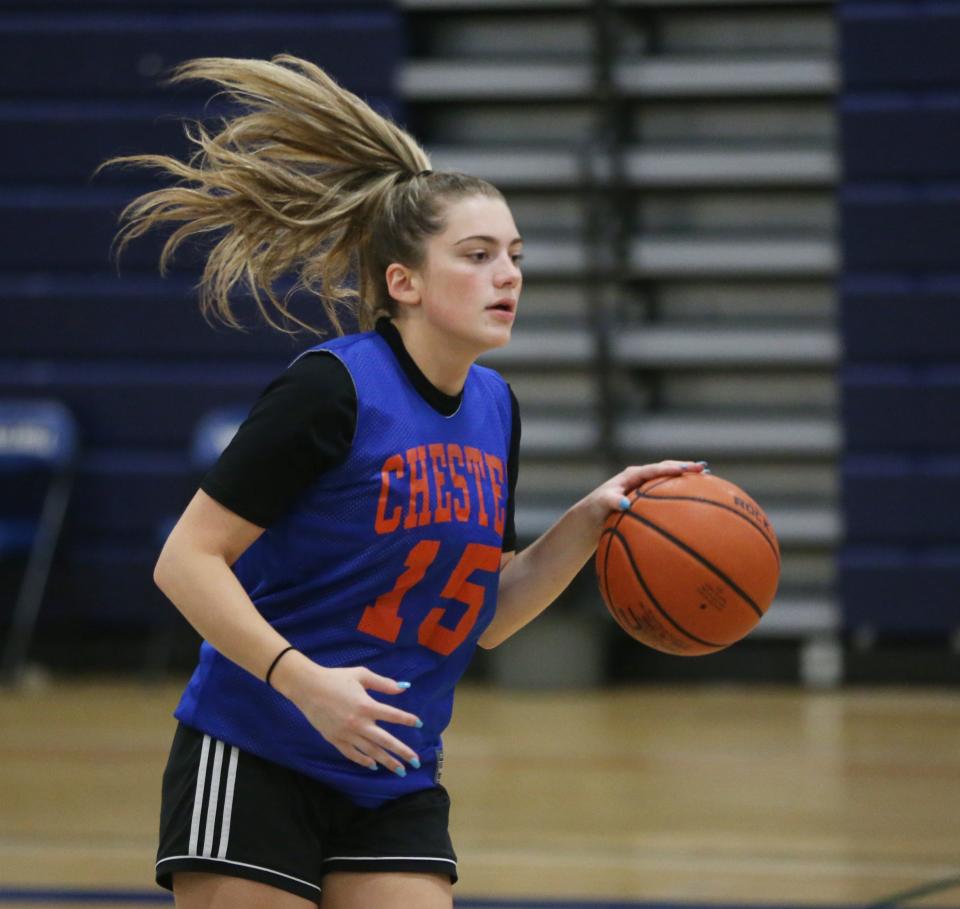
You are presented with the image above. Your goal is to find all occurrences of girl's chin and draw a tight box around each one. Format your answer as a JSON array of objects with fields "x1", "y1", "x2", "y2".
[
  {"x1": 437, "y1": 321, "x2": 513, "y2": 359},
  {"x1": 480, "y1": 324, "x2": 513, "y2": 348}
]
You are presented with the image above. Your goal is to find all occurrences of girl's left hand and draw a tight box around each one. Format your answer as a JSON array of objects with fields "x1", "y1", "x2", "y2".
[{"x1": 579, "y1": 459, "x2": 707, "y2": 530}]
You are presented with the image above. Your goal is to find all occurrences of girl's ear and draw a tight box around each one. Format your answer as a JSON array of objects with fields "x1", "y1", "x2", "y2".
[{"x1": 385, "y1": 262, "x2": 421, "y2": 307}]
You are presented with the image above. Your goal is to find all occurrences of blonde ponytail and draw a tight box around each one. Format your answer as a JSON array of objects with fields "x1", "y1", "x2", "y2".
[{"x1": 98, "y1": 54, "x2": 500, "y2": 336}]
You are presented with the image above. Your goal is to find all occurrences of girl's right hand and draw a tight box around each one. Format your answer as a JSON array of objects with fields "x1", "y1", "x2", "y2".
[{"x1": 272, "y1": 651, "x2": 422, "y2": 775}]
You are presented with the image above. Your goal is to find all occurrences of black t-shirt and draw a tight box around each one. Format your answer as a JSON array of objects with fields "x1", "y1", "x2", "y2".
[{"x1": 201, "y1": 317, "x2": 521, "y2": 551}]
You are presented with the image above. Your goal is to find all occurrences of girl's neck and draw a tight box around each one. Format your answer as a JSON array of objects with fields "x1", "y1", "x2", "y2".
[{"x1": 391, "y1": 318, "x2": 474, "y2": 397}]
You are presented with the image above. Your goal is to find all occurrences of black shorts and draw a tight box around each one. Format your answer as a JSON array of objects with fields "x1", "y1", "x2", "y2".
[{"x1": 156, "y1": 723, "x2": 457, "y2": 903}]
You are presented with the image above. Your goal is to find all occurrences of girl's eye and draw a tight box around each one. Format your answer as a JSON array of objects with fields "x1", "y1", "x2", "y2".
[{"x1": 467, "y1": 250, "x2": 523, "y2": 265}]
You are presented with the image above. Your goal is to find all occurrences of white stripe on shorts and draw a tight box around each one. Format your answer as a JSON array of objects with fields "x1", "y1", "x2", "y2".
[
  {"x1": 187, "y1": 734, "x2": 211, "y2": 856},
  {"x1": 202, "y1": 739, "x2": 225, "y2": 857},
  {"x1": 217, "y1": 745, "x2": 239, "y2": 859}
]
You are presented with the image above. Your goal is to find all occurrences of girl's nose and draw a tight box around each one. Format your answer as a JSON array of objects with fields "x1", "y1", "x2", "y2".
[{"x1": 497, "y1": 257, "x2": 521, "y2": 285}]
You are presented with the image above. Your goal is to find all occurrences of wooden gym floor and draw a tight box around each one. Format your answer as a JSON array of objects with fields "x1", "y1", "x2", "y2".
[{"x1": 1, "y1": 680, "x2": 959, "y2": 908}]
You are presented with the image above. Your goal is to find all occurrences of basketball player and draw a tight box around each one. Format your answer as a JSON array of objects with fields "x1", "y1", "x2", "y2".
[{"x1": 102, "y1": 56, "x2": 704, "y2": 909}]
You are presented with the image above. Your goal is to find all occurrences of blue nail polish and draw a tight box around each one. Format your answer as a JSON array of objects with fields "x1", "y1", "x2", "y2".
[
  {"x1": 415, "y1": 718, "x2": 423, "y2": 729},
  {"x1": 396, "y1": 681, "x2": 411, "y2": 690},
  {"x1": 410, "y1": 757, "x2": 421, "y2": 769},
  {"x1": 619, "y1": 497, "x2": 630, "y2": 510},
  {"x1": 703, "y1": 469, "x2": 712, "y2": 474},
  {"x1": 696, "y1": 460, "x2": 709, "y2": 467},
  {"x1": 394, "y1": 766, "x2": 407, "y2": 778},
  {"x1": 369, "y1": 763, "x2": 379, "y2": 771}
]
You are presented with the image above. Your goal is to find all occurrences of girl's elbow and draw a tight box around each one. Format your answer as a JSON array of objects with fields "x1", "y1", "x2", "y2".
[
  {"x1": 477, "y1": 629, "x2": 504, "y2": 650},
  {"x1": 153, "y1": 536, "x2": 185, "y2": 593},
  {"x1": 153, "y1": 549, "x2": 173, "y2": 592}
]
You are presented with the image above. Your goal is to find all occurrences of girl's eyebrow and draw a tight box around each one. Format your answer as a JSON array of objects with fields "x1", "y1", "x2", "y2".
[{"x1": 453, "y1": 234, "x2": 524, "y2": 246}]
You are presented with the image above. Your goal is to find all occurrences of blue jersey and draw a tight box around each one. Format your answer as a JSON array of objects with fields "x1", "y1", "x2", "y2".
[{"x1": 175, "y1": 329, "x2": 513, "y2": 807}]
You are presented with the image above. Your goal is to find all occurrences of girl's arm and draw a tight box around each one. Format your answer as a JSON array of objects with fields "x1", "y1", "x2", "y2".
[
  {"x1": 479, "y1": 460, "x2": 703, "y2": 649},
  {"x1": 154, "y1": 489, "x2": 421, "y2": 774}
]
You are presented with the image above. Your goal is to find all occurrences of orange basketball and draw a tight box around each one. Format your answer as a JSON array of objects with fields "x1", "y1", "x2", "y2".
[{"x1": 595, "y1": 473, "x2": 780, "y2": 656}]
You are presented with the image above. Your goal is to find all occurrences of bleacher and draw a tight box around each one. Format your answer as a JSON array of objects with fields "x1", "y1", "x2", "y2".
[{"x1": 400, "y1": 0, "x2": 841, "y2": 683}]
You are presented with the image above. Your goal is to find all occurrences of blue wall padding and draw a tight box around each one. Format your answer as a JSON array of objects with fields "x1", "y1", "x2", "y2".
[
  {"x1": 0, "y1": 188, "x2": 210, "y2": 271},
  {"x1": 840, "y1": 96, "x2": 960, "y2": 180},
  {"x1": 843, "y1": 455, "x2": 960, "y2": 542},
  {"x1": 0, "y1": 276, "x2": 314, "y2": 360},
  {"x1": 0, "y1": 186, "x2": 394, "y2": 273},
  {"x1": 0, "y1": 101, "x2": 191, "y2": 182},
  {"x1": 840, "y1": 546, "x2": 960, "y2": 632},
  {"x1": 841, "y1": 277, "x2": 960, "y2": 360},
  {"x1": 0, "y1": 97, "x2": 400, "y2": 184},
  {"x1": 0, "y1": 12, "x2": 401, "y2": 99},
  {"x1": 842, "y1": 366, "x2": 960, "y2": 452},
  {"x1": 841, "y1": 186, "x2": 960, "y2": 271},
  {"x1": 0, "y1": 361, "x2": 274, "y2": 449},
  {"x1": 839, "y1": 1, "x2": 960, "y2": 633},
  {"x1": 841, "y1": 3, "x2": 960, "y2": 90}
]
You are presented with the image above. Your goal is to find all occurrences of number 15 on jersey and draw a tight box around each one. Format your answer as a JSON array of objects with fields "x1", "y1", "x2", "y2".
[{"x1": 357, "y1": 540, "x2": 501, "y2": 656}]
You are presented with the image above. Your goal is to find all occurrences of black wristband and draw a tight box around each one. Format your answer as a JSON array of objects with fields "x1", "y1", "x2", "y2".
[{"x1": 265, "y1": 645, "x2": 297, "y2": 689}]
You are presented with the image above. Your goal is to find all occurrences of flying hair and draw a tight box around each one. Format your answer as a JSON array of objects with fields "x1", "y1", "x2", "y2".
[{"x1": 97, "y1": 54, "x2": 502, "y2": 336}]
